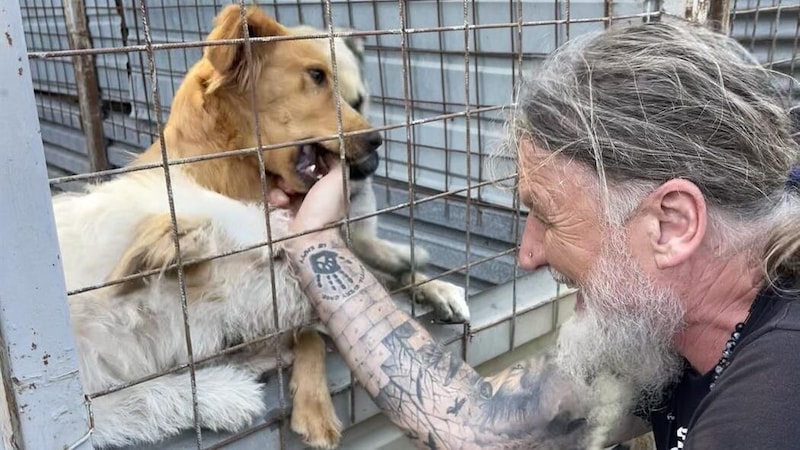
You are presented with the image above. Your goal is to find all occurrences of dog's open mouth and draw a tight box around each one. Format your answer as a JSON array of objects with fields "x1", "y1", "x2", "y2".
[
  {"x1": 296, "y1": 143, "x2": 331, "y2": 187},
  {"x1": 295, "y1": 143, "x2": 380, "y2": 188}
]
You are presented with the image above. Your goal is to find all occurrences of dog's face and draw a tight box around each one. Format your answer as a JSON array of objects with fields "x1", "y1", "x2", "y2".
[
  {"x1": 288, "y1": 25, "x2": 370, "y2": 116},
  {"x1": 203, "y1": 6, "x2": 382, "y2": 194},
  {"x1": 287, "y1": 25, "x2": 374, "y2": 181}
]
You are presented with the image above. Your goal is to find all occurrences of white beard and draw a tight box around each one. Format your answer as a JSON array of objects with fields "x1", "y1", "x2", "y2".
[{"x1": 553, "y1": 229, "x2": 686, "y2": 410}]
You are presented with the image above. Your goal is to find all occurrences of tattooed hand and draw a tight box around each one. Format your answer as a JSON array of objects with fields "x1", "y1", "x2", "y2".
[{"x1": 286, "y1": 233, "x2": 636, "y2": 449}]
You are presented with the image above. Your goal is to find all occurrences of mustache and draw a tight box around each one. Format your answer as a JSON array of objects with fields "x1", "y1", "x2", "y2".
[{"x1": 549, "y1": 268, "x2": 579, "y2": 289}]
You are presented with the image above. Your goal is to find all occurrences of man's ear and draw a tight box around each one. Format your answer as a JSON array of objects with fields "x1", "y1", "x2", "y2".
[
  {"x1": 204, "y1": 5, "x2": 286, "y2": 92},
  {"x1": 643, "y1": 179, "x2": 708, "y2": 269}
]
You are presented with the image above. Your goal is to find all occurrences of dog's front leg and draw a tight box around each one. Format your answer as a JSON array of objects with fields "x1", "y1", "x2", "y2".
[
  {"x1": 345, "y1": 179, "x2": 470, "y2": 324},
  {"x1": 289, "y1": 328, "x2": 342, "y2": 449},
  {"x1": 348, "y1": 230, "x2": 471, "y2": 324}
]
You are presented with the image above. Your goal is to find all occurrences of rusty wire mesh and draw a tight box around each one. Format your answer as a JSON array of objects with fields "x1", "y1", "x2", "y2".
[{"x1": 18, "y1": 0, "x2": 800, "y2": 448}]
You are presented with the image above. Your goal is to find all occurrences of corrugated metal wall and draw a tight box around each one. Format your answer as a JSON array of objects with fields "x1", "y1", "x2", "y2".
[{"x1": 22, "y1": 0, "x2": 800, "y2": 292}]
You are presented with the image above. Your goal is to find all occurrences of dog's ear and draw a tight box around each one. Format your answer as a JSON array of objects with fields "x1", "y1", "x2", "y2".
[
  {"x1": 106, "y1": 214, "x2": 212, "y2": 295},
  {"x1": 204, "y1": 5, "x2": 286, "y2": 92},
  {"x1": 336, "y1": 28, "x2": 365, "y2": 63}
]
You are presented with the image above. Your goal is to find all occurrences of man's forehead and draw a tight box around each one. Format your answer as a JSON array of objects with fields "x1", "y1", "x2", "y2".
[
  {"x1": 519, "y1": 139, "x2": 571, "y2": 168},
  {"x1": 517, "y1": 144, "x2": 596, "y2": 203},
  {"x1": 519, "y1": 149, "x2": 574, "y2": 188}
]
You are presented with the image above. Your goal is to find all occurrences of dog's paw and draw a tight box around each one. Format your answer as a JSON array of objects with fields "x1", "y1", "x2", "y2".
[
  {"x1": 400, "y1": 272, "x2": 470, "y2": 323},
  {"x1": 420, "y1": 280, "x2": 470, "y2": 324},
  {"x1": 289, "y1": 379, "x2": 342, "y2": 449}
]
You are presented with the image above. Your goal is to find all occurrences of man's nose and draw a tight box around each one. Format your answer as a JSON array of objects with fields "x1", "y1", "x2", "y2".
[{"x1": 517, "y1": 215, "x2": 547, "y2": 271}]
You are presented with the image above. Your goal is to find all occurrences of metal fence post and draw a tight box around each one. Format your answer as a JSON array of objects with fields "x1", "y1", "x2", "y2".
[
  {"x1": 661, "y1": 0, "x2": 732, "y2": 33},
  {"x1": 0, "y1": 1, "x2": 94, "y2": 448},
  {"x1": 707, "y1": 0, "x2": 732, "y2": 34},
  {"x1": 63, "y1": 0, "x2": 109, "y2": 176},
  {"x1": 688, "y1": 0, "x2": 733, "y2": 31}
]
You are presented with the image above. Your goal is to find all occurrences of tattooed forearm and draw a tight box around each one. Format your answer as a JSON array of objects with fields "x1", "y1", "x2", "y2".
[{"x1": 289, "y1": 235, "x2": 595, "y2": 449}]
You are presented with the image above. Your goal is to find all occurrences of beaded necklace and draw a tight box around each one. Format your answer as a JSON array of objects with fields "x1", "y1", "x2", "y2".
[{"x1": 708, "y1": 298, "x2": 758, "y2": 390}]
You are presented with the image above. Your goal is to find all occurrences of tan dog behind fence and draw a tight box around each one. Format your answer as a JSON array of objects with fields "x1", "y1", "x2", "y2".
[
  {"x1": 133, "y1": 6, "x2": 472, "y2": 446},
  {"x1": 54, "y1": 5, "x2": 469, "y2": 448},
  {"x1": 132, "y1": 7, "x2": 376, "y2": 447}
]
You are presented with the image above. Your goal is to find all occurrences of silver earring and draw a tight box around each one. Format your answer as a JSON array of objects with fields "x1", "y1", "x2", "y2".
[{"x1": 527, "y1": 251, "x2": 533, "y2": 258}]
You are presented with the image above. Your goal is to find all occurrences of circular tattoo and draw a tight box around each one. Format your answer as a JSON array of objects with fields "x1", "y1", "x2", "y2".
[{"x1": 308, "y1": 249, "x2": 365, "y2": 301}]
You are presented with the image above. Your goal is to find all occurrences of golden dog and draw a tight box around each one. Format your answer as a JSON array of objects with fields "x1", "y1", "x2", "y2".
[{"x1": 121, "y1": 5, "x2": 468, "y2": 447}]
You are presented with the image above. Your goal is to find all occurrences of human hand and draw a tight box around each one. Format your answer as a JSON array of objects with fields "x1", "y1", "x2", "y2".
[{"x1": 268, "y1": 155, "x2": 347, "y2": 238}]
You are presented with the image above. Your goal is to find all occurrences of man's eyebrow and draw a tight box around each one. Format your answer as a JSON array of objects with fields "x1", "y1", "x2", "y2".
[
  {"x1": 520, "y1": 189, "x2": 555, "y2": 224},
  {"x1": 520, "y1": 191, "x2": 542, "y2": 211},
  {"x1": 518, "y1": 174, "x2": 548, "y2": 213}
]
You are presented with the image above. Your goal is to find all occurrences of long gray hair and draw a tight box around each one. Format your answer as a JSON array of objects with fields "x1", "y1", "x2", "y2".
[{"x1": 509, "y1": 19, "x2": 800, "y2": 281}]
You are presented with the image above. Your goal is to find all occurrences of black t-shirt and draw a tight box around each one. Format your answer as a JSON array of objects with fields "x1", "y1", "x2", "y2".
[{"x1": 648, "y1": 280, "x2": 800, "y2": 450}]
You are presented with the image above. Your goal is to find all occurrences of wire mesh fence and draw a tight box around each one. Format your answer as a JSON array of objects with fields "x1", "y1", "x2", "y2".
[{"x1": 5, "y1": 0, "x2": 800, "y2": 448}]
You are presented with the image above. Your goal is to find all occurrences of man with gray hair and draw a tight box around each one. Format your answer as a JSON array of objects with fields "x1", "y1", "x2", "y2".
[{"x1": 280, "y1": 19, "x2": 800, "y2": 449}]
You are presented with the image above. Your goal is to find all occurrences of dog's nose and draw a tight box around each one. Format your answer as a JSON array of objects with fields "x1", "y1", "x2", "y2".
[{"x1": 364, "y1": 130, "x2": 383, "y2": 152}]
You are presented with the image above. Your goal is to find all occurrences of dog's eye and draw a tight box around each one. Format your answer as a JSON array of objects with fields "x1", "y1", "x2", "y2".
[{"x1": 308, "y1": 69, "x2": 326, "y2": 86}]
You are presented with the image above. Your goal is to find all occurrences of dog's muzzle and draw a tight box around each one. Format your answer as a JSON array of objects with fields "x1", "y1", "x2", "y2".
[
  {"x1": 348, "y1": 130, "x2": 382, "y2": 180},
  {"x1": 348, "y1": 151, "x2": 380, "y2": 180}
]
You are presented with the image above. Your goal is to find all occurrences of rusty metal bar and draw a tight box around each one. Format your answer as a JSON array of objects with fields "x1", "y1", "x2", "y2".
[
  {"x1": 677, "y1": 0, "x2": 734, "y2": 32},
  {"x1": 509, "y1": 0, "x2": 524, "y2": 353},
  {"x1": 238, "y1": 1, "x2": 291, "y2": 447},
  {"x1": 790, "y1": 8, "x2": 800, "y2": 100},
  {"x1": 708, "y1": 0, "x2": 733, "y2": 33},
  {"x1": 62, "y1": 0, "x2": 109, "y2": 175},
  {"x1": 733, "y1": 4, "x2": 798, "y2": 15},
  {"x1": 766, "y1": 0, "x2": 784, "y2": 70},
  {"x1": 137, "y1": 0, "x2": 203, "y2": 446},
  {"x1": 436, "y1": 0, "x2": 453, "y2": 198},
  {"x1": 461, "y1": 0, "x2": 473, "y2": 362},
  {"x1": 470, "y1": 1, "x2": 486, "y2": 207},
  {"x1": 27, "y1": 12, "x2": 662, "y2": 60},
  {"x1": 398, "y1": 0, "x2": 418, "y2": 318}
]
